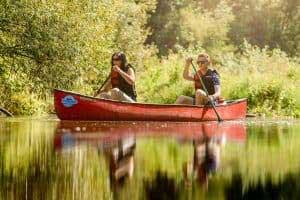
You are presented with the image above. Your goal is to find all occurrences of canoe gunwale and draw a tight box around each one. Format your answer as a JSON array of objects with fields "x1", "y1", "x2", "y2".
[{"x1": 54, "y1": 89, "x2": 247, "y2": 108}]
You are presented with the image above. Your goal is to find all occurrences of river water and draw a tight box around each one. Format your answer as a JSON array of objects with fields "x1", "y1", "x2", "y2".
[{"x1": 0, "y1": 117, "x2": 299, "y2": 199}]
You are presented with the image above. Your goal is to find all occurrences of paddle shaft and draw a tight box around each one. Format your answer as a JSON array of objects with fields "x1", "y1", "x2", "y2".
[
  {"x1": 94, "y1": 72, "x2": 112, "y2": 97},
  {"x1": 0, "y1": 107, "x2": 12, "y2": 117},
  {"x1": 191, "y1": 61, "x2": 223, "y2": 122}
]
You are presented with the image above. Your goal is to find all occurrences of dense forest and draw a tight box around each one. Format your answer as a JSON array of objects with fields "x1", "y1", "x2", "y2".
[{"x1": 0, "y1": 0, "x2": 299, "y2": 116}]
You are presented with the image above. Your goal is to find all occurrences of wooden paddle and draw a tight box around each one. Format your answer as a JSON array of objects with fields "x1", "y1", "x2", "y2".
[
  {"x1": 191, "y1": 61, "x2": 223, "y2": 122},
  {"x1": 93, "y1": 72, "x2": 112, "y2": 97},
  {"x1": 0, "y1": 107, "x2": 12, "y2": 117}
]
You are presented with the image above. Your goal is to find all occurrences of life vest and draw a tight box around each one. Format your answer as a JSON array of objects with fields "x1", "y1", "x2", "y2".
[
  {"x1": 193, "y1": 69, "x2": 219, "y2": 96},
  {"x1": 111, "y1": 65, "x2": 137, "y2": 101}
]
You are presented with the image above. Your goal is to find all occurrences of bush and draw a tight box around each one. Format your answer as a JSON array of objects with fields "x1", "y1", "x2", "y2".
[
  {"x1": 220, "y1": 42, "x2": 300, "y2": 117},
  {"x1": 0, "y1": 0, "x2": 156, "y2": 115},
  {"x1": 228, "y1": 80, "x2": 298, "y2": 117},
  {"x1": 137, "y1": 54, "x2": 193, "y2": 104}
]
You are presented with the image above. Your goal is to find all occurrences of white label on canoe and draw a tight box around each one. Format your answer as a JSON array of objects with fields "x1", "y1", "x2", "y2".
[{"x1": 62, "y1": 95, "x2": 78, "y2": 107}]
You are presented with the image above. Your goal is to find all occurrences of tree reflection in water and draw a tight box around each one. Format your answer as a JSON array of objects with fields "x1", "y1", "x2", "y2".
[
  {"x1": 225, "y1": 172, "x2": 300, "y2": 200},
  {"x1": 1, "y1": 120, "x2": 299, "y2": 199},
  {"x1": 144, "y1": 171, "x2": 179, "y2": 200}
]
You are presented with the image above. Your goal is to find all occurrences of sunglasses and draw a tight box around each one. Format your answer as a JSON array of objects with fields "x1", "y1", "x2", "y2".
[
  {"x1": 197, "y1": 60, "x2": 208, "y2": 64},
  {"x1": 113, "y1": 58, "x2": 121, "y2": 61}
]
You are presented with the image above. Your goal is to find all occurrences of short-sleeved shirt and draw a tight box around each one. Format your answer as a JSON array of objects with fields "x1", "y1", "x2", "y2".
[{"x1": 194, "y1": 69, "x2": 220, "y2": 95}]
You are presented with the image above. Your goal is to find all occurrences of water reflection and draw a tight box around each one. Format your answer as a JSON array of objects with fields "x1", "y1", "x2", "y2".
[
  {"x1": 226, "y1": 172, "x2": 300, "y2": 199},
  {"x1": 1, "y1": 119, "x2": 300, "y2": 199},
  {"x1": 183, "y1": 134, "x2": 223, "y2": 189},
  {"x1": 54, "y1": 121, "x2": 246, "y2": 198},
  {"x1": 54, "y1": 121, "x2": 246, "y2": 144},
  {"x1": 103, "y1": 136, "x2": 136, "y2": 190}
]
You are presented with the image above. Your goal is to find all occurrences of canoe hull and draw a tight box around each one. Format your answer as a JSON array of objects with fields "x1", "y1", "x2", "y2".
[{"x1": 54, "y1": 89, "x2": 247, "y2": 121}]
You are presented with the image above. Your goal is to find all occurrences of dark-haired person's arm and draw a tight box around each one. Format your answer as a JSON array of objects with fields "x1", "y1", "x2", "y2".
[
  {"x1": 100, "y1": 80, "x2": 112, "y2": 93},
  {"x1": 113, "y1": 66, "x2": 135, "y2": 85}
]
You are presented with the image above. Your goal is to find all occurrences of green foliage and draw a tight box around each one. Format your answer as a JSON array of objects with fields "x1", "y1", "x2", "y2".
[
  {"x1": 228, "y1": 80, "x2": 297, "y2": 117},
  {"x1": 178, "y1": 1, "x2": 235, "y2": 60},
  {"x1": 0, "y1": 0, "x2": 156, "y2": 115},
  {"x1": 146, "y1": 0, "x2": 235, "y2": 58},
  {"x1": 228, "y1": 0, "x2": 300, "y2": 57},
  {"x1": 137, "y1": 54, "x2": 193, "y2": 104},
  {"x1": 0, "y1": 0, "x2": 299, "y2": 117},
  {"x1": 220, "y1": 42, "x2": 300, "y2": 117},
  {"x1": 147, "y1": 0, "x2": 300, "y2": 57}
]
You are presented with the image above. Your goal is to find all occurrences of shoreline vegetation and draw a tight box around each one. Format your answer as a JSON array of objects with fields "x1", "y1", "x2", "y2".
[{"x1": 0, "y1": 0, "x2": 299, "y2": 117}]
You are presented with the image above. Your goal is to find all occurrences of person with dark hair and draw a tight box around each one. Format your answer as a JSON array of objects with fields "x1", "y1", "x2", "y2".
[
  {"x1": 96, "y1": 52, "x2": 137, "y2": 102},
  {"x1": 175, "y1": 53, "x2": 221, "y2": 105}
]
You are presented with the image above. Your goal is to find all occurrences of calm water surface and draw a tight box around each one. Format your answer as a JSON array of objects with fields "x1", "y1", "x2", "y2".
[{"x1": 0, "y1": 117, "x2": 299, "y2": 199}]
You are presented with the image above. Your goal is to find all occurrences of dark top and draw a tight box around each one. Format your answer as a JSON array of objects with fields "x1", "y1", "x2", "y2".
[
  {"x1": 111, "y1": 65, "x2": 137, "y2": 101},
  {"x1": 194, "y1": 69, "x2": 220, "y2": 95}
]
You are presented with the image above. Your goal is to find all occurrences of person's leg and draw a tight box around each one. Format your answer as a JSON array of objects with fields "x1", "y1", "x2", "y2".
[
  {"x1": 99, "y1": 92, "x2": 112, "y2": 99},
  {"x1": 111, "y1": 88, "x2": 135, "y2": 103},
  {"x1": 195, "y1": 89, "x2": 207, "y2": 105},
  {"x1": 175, "y1": 95, "x2": 194, "y2": 105}
]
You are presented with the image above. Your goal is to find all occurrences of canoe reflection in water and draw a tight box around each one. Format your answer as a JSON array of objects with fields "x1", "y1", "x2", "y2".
[
  {"x1": 102, "y1": 136, "x2": 136, "y2": 190},
  {"x1": 54, "y1": 121, "x2": 246, "y2": 194}
]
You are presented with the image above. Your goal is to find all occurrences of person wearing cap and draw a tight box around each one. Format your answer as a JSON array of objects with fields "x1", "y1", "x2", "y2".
[
  {"x1": 97, "y1": 52, "x2": 137, "y2": 102},
  {"x1": 175, "y1": 53, "x2": 221, "y2": 105}
]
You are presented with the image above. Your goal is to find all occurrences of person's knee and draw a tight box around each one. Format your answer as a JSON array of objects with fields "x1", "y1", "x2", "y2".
[
  {"x1": 111, "y1": 88, "x2": 121, "y2": 94},
  {"x1": 111, "y1": 88, "x2": 134, "y2": 102},
  {"x1": 176, "y1": 95, "x2": 194, "y2": 105},
  {"x1": 99, "y1": 92, "x2": 111, "y2": 99},
  {"x1": 176, "y1": 95, "x2": 186, "y2": 103},
  {"x1": 178, "y1": 95, "x2": 185, "y2": 101},
  {"x1": 111, "y1": 88, "x2": 121, "y2": 98},
  {"x1": 195, "y1": 89, "x2": 206, "y2": 97}
]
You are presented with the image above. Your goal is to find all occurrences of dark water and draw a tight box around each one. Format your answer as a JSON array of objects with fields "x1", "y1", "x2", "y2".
[{"x1": 0, "y1": 117, "x2": 299, "y2": 200}]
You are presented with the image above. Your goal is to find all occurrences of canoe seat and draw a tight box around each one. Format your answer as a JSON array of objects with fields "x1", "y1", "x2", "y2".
[{"x1": 218, "y1": 97, "x2": 225, "y2": 104}]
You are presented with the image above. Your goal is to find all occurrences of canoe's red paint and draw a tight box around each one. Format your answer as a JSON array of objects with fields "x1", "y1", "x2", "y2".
[{"x1": 54, "y1": 89, "x2": 247, "y2": 121}]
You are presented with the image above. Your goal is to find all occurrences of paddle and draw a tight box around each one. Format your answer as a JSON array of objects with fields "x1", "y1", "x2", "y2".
[
  {"x1": 93, "y1": 72, "x2": 112, "y2": 97},
  {"x1": 191, "y1": 61, "x2": 223, "y2": 122},
  {"x1": 0, "y1": 107, "x2": 12, "y2": 117}
]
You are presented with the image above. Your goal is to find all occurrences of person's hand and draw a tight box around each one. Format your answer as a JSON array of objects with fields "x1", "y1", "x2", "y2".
[
  {"x1": 185, "y1": 57, "x2": 193, "y2": 66},
  {"x1": 207, "y1": 95, "x2": 214, "y2": 102},
  {"x1": 112, "y1": 65, "x2": 121, "y2": 73}
]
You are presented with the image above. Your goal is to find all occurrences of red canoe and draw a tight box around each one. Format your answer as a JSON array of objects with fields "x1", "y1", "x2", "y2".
[{"x1": 54, "y1": 89, "x2": 247, "y2": 121}]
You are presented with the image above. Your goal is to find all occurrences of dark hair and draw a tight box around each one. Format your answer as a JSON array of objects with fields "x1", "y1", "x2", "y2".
[{"x1": 111, "y1": 52, "x2": 128, "y2": 70}]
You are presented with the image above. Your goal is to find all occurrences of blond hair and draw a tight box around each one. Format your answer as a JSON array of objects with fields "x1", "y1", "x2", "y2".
[{"x1": 198, "y1": 53, "x2": 211, "y2": 65}]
